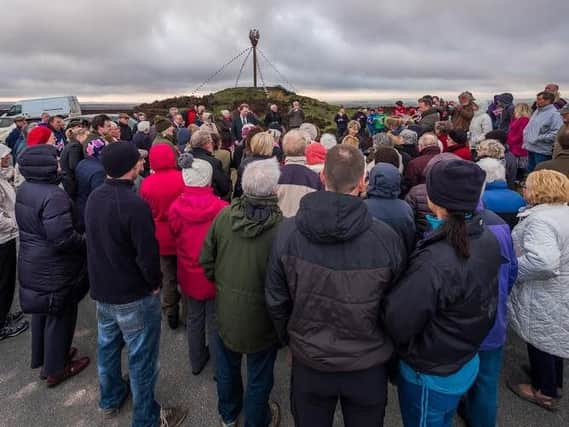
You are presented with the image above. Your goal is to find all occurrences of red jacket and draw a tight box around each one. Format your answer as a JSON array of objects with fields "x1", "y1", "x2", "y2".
[
  {"x1": 404, "y1": 146, "x2": 442, "y2": 188},
  {"x1": 507, "y1": 117, "x2": 529, "y2": 158},
  {"x1": 394, "y1": 105, "x2": 407, "y2": 117},
  {"x1": 140, "y1": 144, "x2": 185, "y2": 255},
  {"x1": 446, "y1": 144, "x2": 472, "y2": 161},
  {"x1": 169, "y1": 187, "x2": 228, "y2": 300},
  {"x1": 187, "y1": 110, "x2": 197, "y2": 125}
]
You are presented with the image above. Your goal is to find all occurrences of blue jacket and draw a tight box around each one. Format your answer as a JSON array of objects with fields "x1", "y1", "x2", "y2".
[
  {"x1": 15, "y1": 145, "x2": 86, "y2": 314},
  {"x1": 482, "y1": 180, "x2": 526, "y2": 229},
  {"x1": 479, "y1": 209, "x2": 518, "y2": 351},
  {"x1": 75, "y1": 157, "x2": 106, "y2": 232},
  {"x1": 365, "y1": 163, "x2": 416, "y2": 255},
  {"x1": 5, "y1": 127, "x2": 22, "y2": 151}
]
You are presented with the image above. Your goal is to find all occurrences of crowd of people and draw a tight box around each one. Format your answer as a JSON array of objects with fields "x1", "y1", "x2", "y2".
[{"x1": 0, "y1": 82, "x2": 568, "y2": 427}]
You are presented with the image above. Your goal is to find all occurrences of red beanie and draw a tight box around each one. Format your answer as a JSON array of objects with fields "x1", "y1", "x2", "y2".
[
  {"x1": 306, "y1": 142, "x2": 327, "y2": 165},
  {"x1": 27, "y1": 126, "x2": 53, "y2": 146}
]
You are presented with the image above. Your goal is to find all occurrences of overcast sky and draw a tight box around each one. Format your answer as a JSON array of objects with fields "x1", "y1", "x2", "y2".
[{"x1": 1, "y1": 0, "x2": 567, "y2": 103}]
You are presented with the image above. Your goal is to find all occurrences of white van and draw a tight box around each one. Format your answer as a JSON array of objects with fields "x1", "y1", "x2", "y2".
[{"x1": 2, "y1": 96, "x2": 81, "y2": 120}]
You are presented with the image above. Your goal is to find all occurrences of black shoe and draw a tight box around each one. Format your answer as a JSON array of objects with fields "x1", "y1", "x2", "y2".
[
  {"x1": 167, "y1": 312, "x2": 179, "y2": 330},
  {"x1": 0, "y1": 320, "x2": 29, "y2": 341},
  {"x1": 192, "y1": 348, "x2": 210, "y2": 376},
  {"x1": 6, "y1": 311, "x2": 24, "y2": 324}
]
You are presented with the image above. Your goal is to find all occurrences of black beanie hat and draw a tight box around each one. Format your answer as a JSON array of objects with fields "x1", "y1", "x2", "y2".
[
  {"x1": 101, "y1": 141, "x2": 141, "y2": 178},
  {"x1": 449, "y1": 129, "x2": 468, "y2": 145},
  {"x1": 427, "y1": 159, "x2": 486, "y2": 212}
]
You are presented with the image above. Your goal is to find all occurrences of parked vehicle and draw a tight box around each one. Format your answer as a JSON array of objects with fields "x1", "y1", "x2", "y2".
[
  {"x1": 1, "y1": 96, "x2": 81, "y2": 120},
  {"x1": 0, "y1": 117, "x2": 15, "y2": 144}
]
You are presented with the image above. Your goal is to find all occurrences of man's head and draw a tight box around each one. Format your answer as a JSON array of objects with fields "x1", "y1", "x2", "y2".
[
  {"x1": 118, "y1": 113, "x2": 130, "y2": 125},
  {"x1": 14, "y1": 116, "x2": 27, "y2": 129},
  {"x1": 536, "y1": 91, "x2": 555, "y2": 108},
  {"x1": 40, "y1": 112, "x2": 50, "y2": 123},
  {"x1": 155, "y1": 118, "x2": 174, "y2": 136},
  {"x1": 270, "y1": 104, "x2": 278, "y2": 112},
  {"x1": 242, "y1": 158, "x2": 281, "y2": 197},
  {"x1": 137, "y1": 112, "x2": 147, "y2": 121},
  {"x1": 173, "y1": 113, "x2": 185, "y2": 127},
  {"x1": 299, "y1": 123, "x2": 319, "y2": 142},
  {"x1": 339, "y1": 107, "x2": 345, "y2": 114},
  {"x1": 418, "y1": 133, "x2": 440, "y2": 152},
  {"x1": 283, "y1": 129, "x2": 310, "y2": 157},
  {"x1": 48, "y1": 115, "x2": 65, "y2": 131},
  {"x1": 221, "y1": 109, "x2": 231, "y2": 119},
  {"x1": 544, "y1": 83, "x2": 560, "y2": 96},
  {"x1": 418, "y1": 97, "x2": 433, "y2": 113},
  {"x1": 239, "y1": 103, "x2": 249, "y2": 116},
  {"x1": 292, "y1": 101, "x2": 300, "y2": 109},
  {"x1": 109, "y1": 121, "x2": 121, "y2": 139},
  {"x1": 197, "y1": 105, "x2": 206, "y2": 114},
  {"x1": 101, "y1": 141, "x2": 143, "y2": 181},
  {"x1": 168, "y1": 106, "x2": 179, "y2": 117},
  {"x1": 190, "y1": 130, "x2": 214, "y2": 153},
  {"x1": 92, "y1": 114, "x2": 112, "y2": 136},
  {"x1": 558, "y1": 127, "x2": 569, "y2": 151},
  {"x1": 323, "y1": 144, "x2": 365, "y2": 195}
]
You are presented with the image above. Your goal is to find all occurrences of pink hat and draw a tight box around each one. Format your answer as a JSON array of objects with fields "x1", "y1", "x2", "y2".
[{"x1": 306, "y1": 142, "x2": 326, "y2": 166}]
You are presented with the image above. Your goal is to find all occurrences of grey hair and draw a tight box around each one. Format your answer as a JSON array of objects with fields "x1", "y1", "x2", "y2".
[
  {"x1": 400, "y1": 129, "x2": 418, "y2": 145},
  {"x1": 299, "y1": 123, "x2": 318, "y2": 141},
  {"x1": 477, "y1": 157, "x2": 506, "y2": 184},
  {"x1": 283, "y1": 129, "x2": 310, "y2": 156},
  {"x1": 242, "y1": 158, "x2": 281, "y2": 197},
  {"x1": 418, "y1": 133, "x2": 439, "y2": 150},
  {"x1": 373, "y1": 132, "x2": 393, "y2": 148},
  {"x1": 190, "y1": 129, "x2": 213, "y2": 148},
  {"x1": 137, "y1": 121, "x2": 150, "y2": 133},
  {"x1": 220, "y1": 109, "x2": 230, "y2": 116},
  {"x1": 320, "y1": 133, "x2": 337, "y2": 150}
]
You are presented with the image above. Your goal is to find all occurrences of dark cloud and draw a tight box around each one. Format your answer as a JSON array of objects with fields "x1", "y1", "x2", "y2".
[{"x1": 0, "y1": 0, "x2": 567, "y2": 101}]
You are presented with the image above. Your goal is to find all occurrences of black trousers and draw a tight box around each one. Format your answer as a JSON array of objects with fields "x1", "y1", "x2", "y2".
[
  {"x1": 0, "y1": 239, "x2": 17, "y2": 328},
  {"x1": 527, "y1": 343, "x2": 564, "y2": 398},
  {"x1": 291, "y1": 359, "x2": 387, "y2": 427}
]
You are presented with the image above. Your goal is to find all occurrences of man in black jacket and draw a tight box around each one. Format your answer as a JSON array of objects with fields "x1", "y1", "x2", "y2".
[
  {"x1": 231, "y1": 103, "x2": 259, "y2": 142},
  {"x1": 190, "y1": 130, "x2": 231, "y2": 199},
  {"x1": 85, "y1": 142, "x2": 186, "y2": 427},
  {"x1": 265, "y1": 144, "x2": 406, "y2": 427},
  {"x1": 118, "y1": 113, "x2": 133, "y2": 141}
]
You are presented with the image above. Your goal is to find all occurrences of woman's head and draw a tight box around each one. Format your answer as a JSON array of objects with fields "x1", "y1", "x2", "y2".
[
  {"x1": 477, "y1": 139, "x2": 505, "y2": 160},
  {"x1": 250, "y1": 132, "x2": 275, "y2": 156},
  {"x1": 514, "y1": 103, "x2": 532, "y2": 119},
  {"x1": 347, "y1": 120, "x2": 360, "y2": 136},
  {"x1": 385, "y1": 116, "x2": 403, "y2": 131},
  {"x1": 27, "y1": 126, "x2": 55, "y2": 146},
  {"x1": 524, "y1": 170, "x2": 569, "y2": 205},
  {"x1": 426, "y1": 159, "x2": 486, "y2": 258}
]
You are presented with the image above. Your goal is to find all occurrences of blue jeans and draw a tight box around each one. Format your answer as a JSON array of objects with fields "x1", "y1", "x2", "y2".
[
  {"x1": 398, "y1": 376, "x2": 462, "y2": 427},
  {"x1": 463, "y1": 348, "x2": 503, "y2": 427},
  {"x1": 96, "y1": 294, "x2": 161, "y2": 427},
  {"x1": 215, "y1": 334, "x2": 277, "y2": 427},
  {"x1": 527, "y1": 151, "x2": 552, "y2": 172}
]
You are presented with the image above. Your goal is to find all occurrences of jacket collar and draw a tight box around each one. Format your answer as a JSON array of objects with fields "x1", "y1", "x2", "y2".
[
  {"x1": 517, "y1": 203, "x2": 567, "y2": 219},
  {"x1": 420, "y1": 145, "x2": 441, "y2": 156},
  {"x1": 485, "y1": 180, "x2": 508, "y2": 190},
  {"x1": 192, "y1": 147, "x2": 213, "y2": 158},
  {"x1": 418, "y1": 213, "x2": 484, "y2": 249},
  {"x1": 285, "y1": 156, "x2": 307, "y2": 165},
  {"x1": 104, "y1": 178, "x2": 134, "y2": 187}
]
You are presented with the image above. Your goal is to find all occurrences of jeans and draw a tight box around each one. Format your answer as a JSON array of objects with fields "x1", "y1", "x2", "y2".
[
  {"x1": 291, "y1": 360, "x2": 387, "y2": 427},
  {"x1": 96, "y1": 294, "x2": 161, "y2": 427},
  {"x1": 527, "y1": 343, "x2": 564, "y2": 398},
  {"x1": 186, "y1": 297, "x2": 217, "y2": 372},
  {"x1": 527, "y1": 151, "x2": 552, "y2": 172},
  {"x1": 398, "y1": 376, "x2": 462, "y2": 427},
  {"x1": 215, "y1": 334, "x2": 277, "y2": 427},
  {"x1": 463, "y1": 348, "x2": 504, "y2": 427}
]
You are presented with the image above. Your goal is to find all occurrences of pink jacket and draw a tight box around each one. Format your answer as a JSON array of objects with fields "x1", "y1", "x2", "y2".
[
  {"x1": 507, "y1": 117, "x2": 529, "y2": 158},
  {"x1": 169, "y1": 186, "x2": 228, "y2": 300},
  {"x1": 140, "y1": 144, "x2": 185, "y2": 255}
]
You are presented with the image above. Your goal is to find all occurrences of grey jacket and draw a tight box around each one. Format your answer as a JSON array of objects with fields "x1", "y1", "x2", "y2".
[
  {"x1": 522, "y1": 104, "x2": 563, "y2": 155},
  {"x1": 0, "y1": 144, "x2": 18, "y2": 245},
  {"x1": 508, "y1": 203, "x2": 569, "y2": 358}
]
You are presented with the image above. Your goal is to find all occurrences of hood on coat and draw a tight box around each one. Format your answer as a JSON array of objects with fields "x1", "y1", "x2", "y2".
[
  {"x1": 230, "y1": 195, "x2": 283, "y2": 238},
  {"x1": 296, "y1": 191, "x2": 371, "y2": 243},
  {"x1": 177, "y1": 186, "x2": 227, "y2": 223},
  {"x1": 496, "y1": 93, "x2": 514, "y2": 106},
  {"x1": 149, "y1": 143, "x2": 178, "y2": 172},
  {"x1": 17, "y1": 145, "x2": 60, "y2": 184},
  {"x1": 367, "y1": 162, "x2": 400, "y2": 199}
]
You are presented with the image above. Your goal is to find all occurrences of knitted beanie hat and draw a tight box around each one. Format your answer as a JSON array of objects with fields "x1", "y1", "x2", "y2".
[
  {"x1": 178, "y1": 153, "x2": 213, "y2": 187},
  {"x1": 27, "y1": 126, "x2": 53, "y2": 146}
]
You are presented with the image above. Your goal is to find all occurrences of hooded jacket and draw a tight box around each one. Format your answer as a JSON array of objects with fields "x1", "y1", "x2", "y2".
[
  {"x1": 265, "y1": 191, "x2": 406, "y2": 372},
  {"x1": 481, "y1": 180, "x2": 526, "y2": 228},
  {"x1": 508, "y1": 203, "x2": 569, "y2": 358},
  {"x1": 383, "y1": 214, "x2": 502, "y2": 375},
  {"x1": 16, "y1": 145, "x2": 86, "y2": 314},
  {"x1": 75, "y1": 157, "x2": 106, "y2": 232},
  {"x1": 169, "y1": 186, "x2": 228, "y2": 300},
  {"x1": 496, "y1": 93, "x2": 515, "y2": 132},
  {"x1": 365, "y1": 163, "x2": 416, "y2": 255},
  {"x1": 140, "y1": 144, "x2": 185, "y2": 255},
  {"x1": 200, "y1": 195, "x2": 283, "y2": 354},
  {"x1": 0, "y1": 144, "x2": 18, "y2": 245}
]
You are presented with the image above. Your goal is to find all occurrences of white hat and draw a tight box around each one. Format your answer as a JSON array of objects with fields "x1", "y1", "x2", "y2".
[{"x1": 178, "y1": 153, "x2": 213, "y2": 187}]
